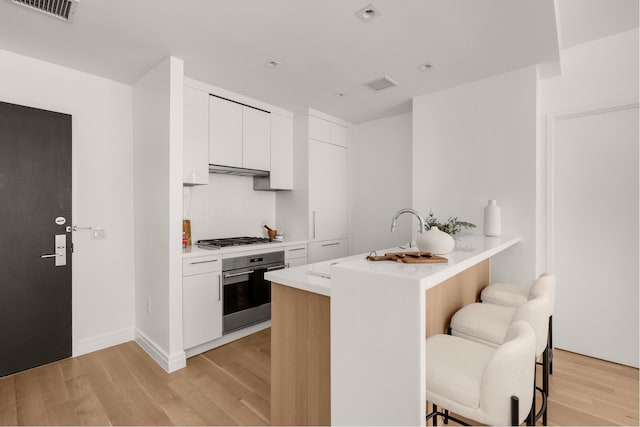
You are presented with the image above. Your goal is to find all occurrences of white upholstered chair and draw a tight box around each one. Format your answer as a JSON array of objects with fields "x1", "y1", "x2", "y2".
[
  {"x1": 481, "y1": 273, "x2": 557, "y2": 375},
  {"x1": 425, "y1": 321, "x2": 537, "y2": 426},
  {"x1": 450, "y1": 275, "x2": 556, "y2": 425}
]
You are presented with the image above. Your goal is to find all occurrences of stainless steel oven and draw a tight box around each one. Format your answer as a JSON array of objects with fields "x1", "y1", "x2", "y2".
[{"x1": 222, "y1": 250, "x2": 285, "y2": 334}]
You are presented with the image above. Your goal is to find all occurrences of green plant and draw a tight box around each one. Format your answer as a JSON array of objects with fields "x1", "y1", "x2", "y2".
[{"x1": 424, "y1": 211, "x2": 476, "y2": 235}]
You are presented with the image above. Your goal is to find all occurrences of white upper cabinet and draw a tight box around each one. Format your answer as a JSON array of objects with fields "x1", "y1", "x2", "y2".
[
  {"x1": 242, "y1": 106, "x2": 270, "y2": 171},
  {"x1": 209, "y1": 96, "x2": 243, "y2": 168},
  {"x1": 309, "y1": 115, "x2": 332, "y2": 143},
  {"x1": 309, "y1": 115, "x2": 349, "y2": 148},
  {"x1": 331, "y1": 123, "x2": 349, "y2": 148},
  {"x1": 183, "y1": 86, "x2": 209, "y2": 185},
  {"x1": 269, "y1": 113, "x2": 294, "y2": 190}
]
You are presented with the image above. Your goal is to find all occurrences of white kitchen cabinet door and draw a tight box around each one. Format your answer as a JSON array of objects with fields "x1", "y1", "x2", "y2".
[
  {"x1": 287, "y1": 257, "x2": 308, "y2": 268},
  {"x1": 308, "y1": 239, "x2": 348, "y2": 263},
  {"x1": 183, "y1": 86, "x2": 210, "y2": 185},
  {"x1": 331, "y1": 123, "x2": 349, "y2": 148},
  {"x1": 183, "y1": 271, "x2": 222, "y2": 349},
  {"x1": 309, "y1": 139, "x2": 348, "y2": 241},
  {"x1": 269, "y1": 113, "x2": 293, "y2": 189},
  {"x1": 243, "y1": 107, "x2": 271, "y2": 171},
  {"x1": 209, "y1": 96, "x2": 242, "y2": 168},
  {"x1": 309, "y1": 115, "x2": 332, "y2": 143}
]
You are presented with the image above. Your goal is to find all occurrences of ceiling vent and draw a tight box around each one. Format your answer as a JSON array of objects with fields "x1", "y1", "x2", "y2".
[
  {"x1": 10, "y1": 0, "x2": 79, "y2": 22},
  {"x1": 364, "y1": 76, "x2": 398, "y2": 92}
]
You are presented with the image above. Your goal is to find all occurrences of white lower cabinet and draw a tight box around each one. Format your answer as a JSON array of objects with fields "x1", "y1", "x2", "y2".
[
  {"x1": 182, "y1": 255, "x2": 222, "y2": 350},
  {"x1": 308, "y1": 239, "x2": 348, "y2": 263},
  {"x1": 285, "y1": 243, "x2": 308, "y2": 267}
]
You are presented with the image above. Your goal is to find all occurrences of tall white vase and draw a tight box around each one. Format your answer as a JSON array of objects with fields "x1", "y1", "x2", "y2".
[
  {"x1": 416, "y1": 226, "x2": 455, "y2": 255},
  {"x1": 484, "y1": 200, "x2": 502, "y2": 237}
]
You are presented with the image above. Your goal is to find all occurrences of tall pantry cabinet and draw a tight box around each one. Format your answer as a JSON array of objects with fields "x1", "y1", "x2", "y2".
[{"x1": 277, "y1": 109, "x2": 350, "y2": 263}]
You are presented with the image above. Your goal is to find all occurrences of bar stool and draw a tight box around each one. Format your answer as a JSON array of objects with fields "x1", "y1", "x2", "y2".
[
  {"x1": 450, "y1": 277, "x2": 555, "y2": 425},
  {"x1": 481, "y1": 273, "x2": 557, "y2": 375},
  {"x1": 426, "y1": 321, "x2": 537, "y2": 426}
]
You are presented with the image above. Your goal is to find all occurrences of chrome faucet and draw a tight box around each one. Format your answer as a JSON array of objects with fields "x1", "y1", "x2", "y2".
[{"x1": 390, "y1": 208, "x2": 426, "y2": 234}]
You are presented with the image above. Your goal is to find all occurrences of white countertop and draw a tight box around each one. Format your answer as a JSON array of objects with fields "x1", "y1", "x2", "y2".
[
  {"x1": 182, "y1": 239, "x2": 308, "y2": 259},
  {"x1": 265, "y1": 234, "x2": 521, "y2": 296}
]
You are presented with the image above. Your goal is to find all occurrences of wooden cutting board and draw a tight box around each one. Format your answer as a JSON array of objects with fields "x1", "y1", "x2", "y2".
[{"x1": 366, "y1": 251, "x2": 448, "y2": 264}]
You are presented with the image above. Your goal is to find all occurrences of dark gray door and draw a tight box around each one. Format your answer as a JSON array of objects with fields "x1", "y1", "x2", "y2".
[{"x1": 0, "y1": 101, "x2": 72, "y2": 377}]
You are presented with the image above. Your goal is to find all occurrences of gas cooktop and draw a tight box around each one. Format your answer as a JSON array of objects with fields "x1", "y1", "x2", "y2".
[{"x1": 196, "y1": 236, "x2": 274, "y2": 250}]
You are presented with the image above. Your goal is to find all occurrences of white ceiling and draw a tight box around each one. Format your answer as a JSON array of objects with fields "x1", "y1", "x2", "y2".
[{"x1": 0, "y1": 0, "x2": 636, "y2": 123}]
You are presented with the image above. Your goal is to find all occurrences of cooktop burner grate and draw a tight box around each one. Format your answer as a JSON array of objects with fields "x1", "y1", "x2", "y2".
[{"x1": 196, "y1": 236, "x2": 274, "y2": 249}]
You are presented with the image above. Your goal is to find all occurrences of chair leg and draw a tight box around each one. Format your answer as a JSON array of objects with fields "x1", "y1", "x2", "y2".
[
  {"x1": 444, "y1": 409, "x2": 449, "y2": 425},
  {"x1": 510, "y1": 395, "x2": 519, "y2": 426},
  {"x1": 433, "y1": 403, "x2": 438, "y2": 426},
  {"x1": 548, "y1": 316, "x2": 554, "y2": 375},
  {"x1": 527, "y1": 369, "x2": 536, "y2": 426}
]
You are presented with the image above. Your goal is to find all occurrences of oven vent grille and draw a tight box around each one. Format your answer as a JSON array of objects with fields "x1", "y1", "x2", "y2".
[
  {"x1": 10, "y1": 0, "x2": 79, "y2": 22},
  {"x1": 364, "y1": 76, "x2": 399, "y2": 92}
]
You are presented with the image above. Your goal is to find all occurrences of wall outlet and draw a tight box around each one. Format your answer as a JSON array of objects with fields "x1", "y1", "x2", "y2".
[{"x1": 91, "y1": 227, "x2": 105, "y2": 239}]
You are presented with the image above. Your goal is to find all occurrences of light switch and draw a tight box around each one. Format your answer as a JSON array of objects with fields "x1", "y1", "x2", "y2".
[{"x1": 91, "y1": 228, "x2": 105, "y2": 239}]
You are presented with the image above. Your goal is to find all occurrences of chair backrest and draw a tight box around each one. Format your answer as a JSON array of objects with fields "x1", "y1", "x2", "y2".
[
  {"x1": 513, "y1": 291, "x2": 550, "y2": 356},
  {"x1": 480, "y1": 321, "x2": 536, "y2": 426},
  {"x1": 528, "y1": 273, "x2": 557, "y2": 315}
]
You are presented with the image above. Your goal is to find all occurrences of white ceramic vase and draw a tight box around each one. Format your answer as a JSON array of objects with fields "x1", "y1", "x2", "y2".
[
  {"x1": 483, "y1": 199, "x2": 502, "y2": 237},
  {"x1": 416, "y1": 226, "x2": 455, "y2": 255}
]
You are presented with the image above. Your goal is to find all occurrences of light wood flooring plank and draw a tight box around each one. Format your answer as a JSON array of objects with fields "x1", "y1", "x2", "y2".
[{"x1": 1, "y1": 328, "x2": 637, "y2": 426}]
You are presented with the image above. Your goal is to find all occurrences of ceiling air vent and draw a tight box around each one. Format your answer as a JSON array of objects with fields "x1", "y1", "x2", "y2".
[
  {"x1": 364, "y1": 76, "x2": 398, "y2": 92},
  {"x1": 11, "y1": 0, "x2": 79, "y2": 22}
]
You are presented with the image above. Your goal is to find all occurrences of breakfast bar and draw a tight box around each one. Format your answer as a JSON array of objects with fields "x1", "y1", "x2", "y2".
[{"x1": 265, "y1": 234, "x2": 521, "y2": 426}]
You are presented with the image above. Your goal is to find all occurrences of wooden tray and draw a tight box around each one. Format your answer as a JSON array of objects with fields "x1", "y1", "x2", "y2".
[{"x1": 366, "y1": 251, "x2": 448, "y2": 264}]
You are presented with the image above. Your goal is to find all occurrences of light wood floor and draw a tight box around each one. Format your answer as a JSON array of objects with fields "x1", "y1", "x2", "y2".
[{"x1": 0, "y1": 328, "x2": 637, "y2": 426}]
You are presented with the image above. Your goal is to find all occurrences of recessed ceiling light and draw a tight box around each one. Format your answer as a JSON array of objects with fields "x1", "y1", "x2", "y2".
[
  {"x1": 265, "y1": 60, "x2": 280, "y2": 69},
  {"x1": 419, "y1": 63, "x2": 433, "y2": 71},
  {"x1": 355, "y1": 4, "x2": 381, "y2": 23}
]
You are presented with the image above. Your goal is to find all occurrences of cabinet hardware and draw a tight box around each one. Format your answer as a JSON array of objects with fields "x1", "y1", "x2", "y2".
[
  {"x1": 224, "y1": 270, "x2": 254, "y2": 278},
  {"x1": 218, "y1": 275, "x2": 221, "y2": 301},
  {"x1": 190, "y1": 259, "x2": 219, "y2": 265},
  {"x1": 267, "y1": 264, "x2": 286, "y2": 271},
  {"x1": 321, "y1": 242, "x2": 340, "y2": 247},
  {"x1": 40, "y1": 254, "x2": 59, "y2": 258},
  {"x1": 312, "y1": 211, "x2": 316, "y2": 239},
  {"x1": 288, "y1": 247, "x2": 305, "y2": 252}
]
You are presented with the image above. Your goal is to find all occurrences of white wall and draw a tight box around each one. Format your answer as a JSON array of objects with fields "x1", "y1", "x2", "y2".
[
  {"x1": 185, "y1": 174, "x2": 276, "y2": 242},
  {"x1": 540, "y1": 29, "x2": 639, "y2": 367},
  {"x1": 0, "y1": 49, "x2": 135, "y2": 356},
  {"x1": 350, "y1": 113, "x2": 413, "y2": 253},
  {"x1": 412, "y1": 66, "x2": 538, "y2": 284},
  {"x1": 133, "y1": 57, "x2": 185, "y2": 372}
]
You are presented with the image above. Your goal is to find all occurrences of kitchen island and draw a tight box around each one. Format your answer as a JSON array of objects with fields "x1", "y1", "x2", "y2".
[{"x1": 265, "y1": 234, "x2": 521, "y2": 426}]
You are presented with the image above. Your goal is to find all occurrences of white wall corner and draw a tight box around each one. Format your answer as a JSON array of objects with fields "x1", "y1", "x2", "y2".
[{"x1": 135, "y1": 328, "x2": 186, "y2": 373}]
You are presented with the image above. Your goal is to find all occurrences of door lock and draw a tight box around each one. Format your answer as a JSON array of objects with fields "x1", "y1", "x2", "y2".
[{"x1": 40, "y1": 234, "x2": 67, "y2": 266}]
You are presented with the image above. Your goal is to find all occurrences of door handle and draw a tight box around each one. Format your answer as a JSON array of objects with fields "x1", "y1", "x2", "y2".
[
  {"x1": 190, "y1": 259, "x2": 218, "y2": 265},
  {"x1": 267, "y1": 264, "x2": 286, "y2": 271},
  {"x1": 224, "y1": 270, "x2": 254, "y2": 279},
  {"x1": 40, "y1": 234, "x2": 67, "y2": 266},
  {"x1": 321, "y1": 242, "x2": 340, "y2": 247}
]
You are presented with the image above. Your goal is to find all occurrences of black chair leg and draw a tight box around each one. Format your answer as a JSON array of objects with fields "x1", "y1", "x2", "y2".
[
  {"x1": 549, "y1": 316, "x2": 554, "y2": 375},
  {"x1": 510, "y1": 395, "x2": 519, "y2": 426},
  {"x1": 433, "y1": 403, "x2": 438, "y2": 426},
  {"x1": 527, "y1": 369, "x2": 536, "y2": 426},
  {"x1": 444, "y1": 409, "x2": 449, "y2": 424}
]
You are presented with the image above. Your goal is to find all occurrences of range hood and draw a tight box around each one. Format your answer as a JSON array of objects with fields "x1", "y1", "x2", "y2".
[{"x1": 208, "y1": 164, "x2": 269, "y2": 177}]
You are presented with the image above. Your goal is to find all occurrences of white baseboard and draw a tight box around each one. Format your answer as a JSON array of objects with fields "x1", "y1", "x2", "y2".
[
  {"x1": 74, "y1": 327, "x2": 134, "y2": 357},
  {"x1": 134, "y1": 329, "x2": 186, "y2": 373}
]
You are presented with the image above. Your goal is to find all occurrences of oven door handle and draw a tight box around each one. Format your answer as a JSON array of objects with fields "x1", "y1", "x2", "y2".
[
  {"x1": 224, "y1": 270, "x2": 255, "y2": 279},
  {"x1": 267, "y1": 264, "x2": 286, "y2": 271}
]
